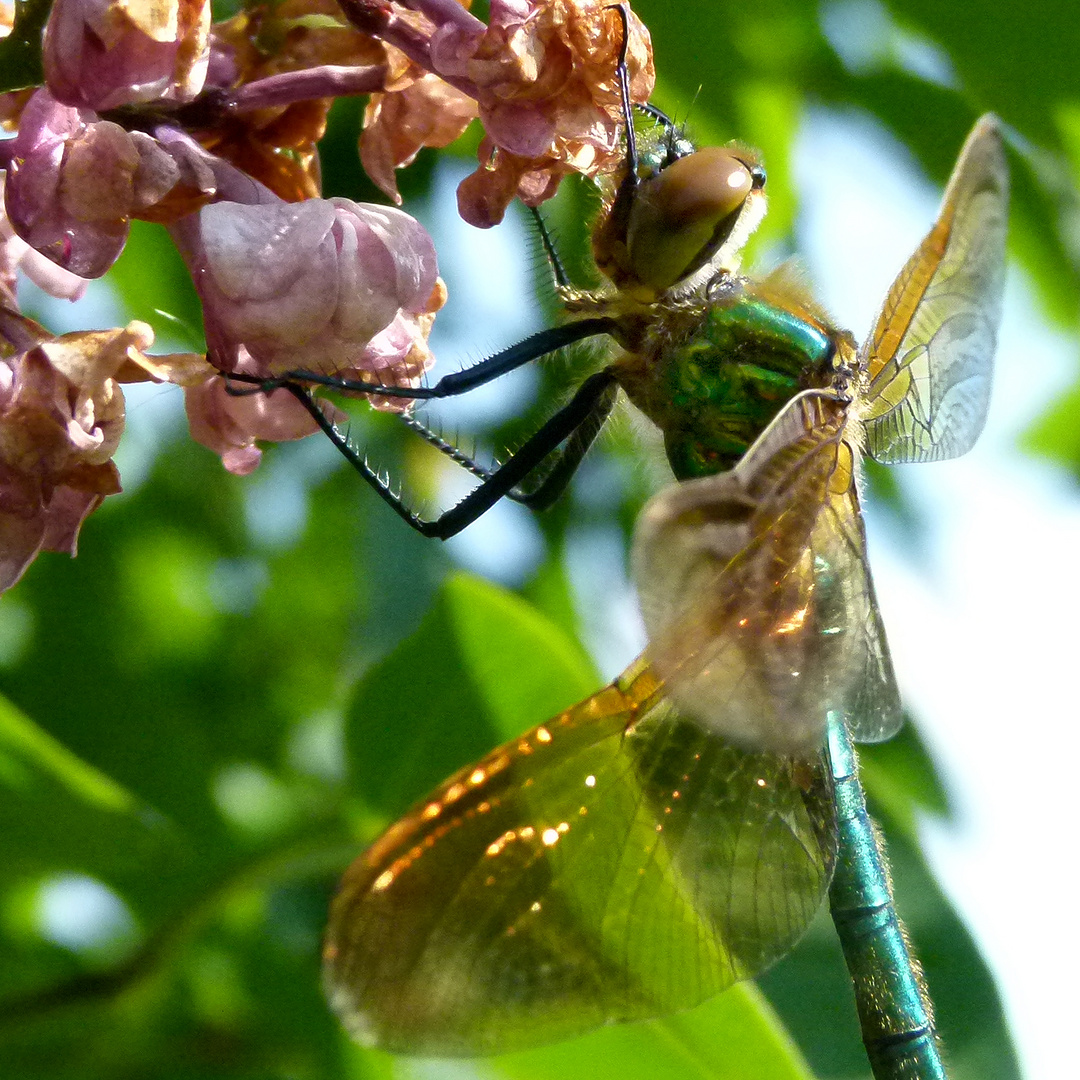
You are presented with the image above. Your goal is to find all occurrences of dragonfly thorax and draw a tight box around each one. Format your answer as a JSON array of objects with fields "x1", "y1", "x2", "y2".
[{"x1": 610, "y1": 274, "x2": 850, "y2": 480}]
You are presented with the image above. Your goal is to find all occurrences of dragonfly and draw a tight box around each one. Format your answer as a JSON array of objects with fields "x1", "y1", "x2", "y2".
[{"x1": 319, "y1": 105, "x2": 1009, "y2": 1080}]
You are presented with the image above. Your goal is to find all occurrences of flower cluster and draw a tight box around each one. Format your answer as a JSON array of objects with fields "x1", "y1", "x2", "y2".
[{"x1": 0, "y1": 0, "x2": 653, "y2": 590}]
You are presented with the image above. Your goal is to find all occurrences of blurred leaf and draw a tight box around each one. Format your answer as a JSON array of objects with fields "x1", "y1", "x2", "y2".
[
  {"x1": 0, "y1": 0, "x2": 47, "y2": 92},
  {"x1": 110, "y1": 222, "x2": 205, "y2": 351},
  {"x1": 345, "y1": 573, "x2": 598, "y2": 819},
  {"x1": 858, "y1": 713, "x2": 952, "y2": 841},
  {"x1": 438, "y1": 984, "x2": 818, "y2": 1080},
  {"x1": 1021, "y1": 372, "x2": 1080, "y2": 474},
  {"x1": 0, "y1": 693, "x2": 136, "y2": 814},
  {"x1": 882, "y1": 0, "x2": 1080, "y2": 146}
]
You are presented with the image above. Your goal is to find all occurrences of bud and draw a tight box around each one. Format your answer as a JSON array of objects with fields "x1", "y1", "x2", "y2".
[
  {"x1": 43, "y1": 0, "x2": 211, "y2": 111},
  {"x1": 3, "y1": 89, "x2": 185, "y2": 277}
]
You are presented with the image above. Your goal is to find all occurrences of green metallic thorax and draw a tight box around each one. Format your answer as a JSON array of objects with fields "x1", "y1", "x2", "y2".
[{"x1": 611, "y1": 280, "x2": 843, "y2": 479}]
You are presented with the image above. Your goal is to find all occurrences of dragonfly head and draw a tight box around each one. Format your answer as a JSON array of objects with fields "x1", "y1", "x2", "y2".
[{"x1": 594, "y1": 144, "x2": 767, "y2": 300}]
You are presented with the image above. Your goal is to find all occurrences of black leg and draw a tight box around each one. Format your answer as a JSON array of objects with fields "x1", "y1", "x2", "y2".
[
  {"x1": 287, "y1": 371, "x2": 619, "y2": 538},
  {"x1": 508, "y1": 375, "x2": 619, "y2": 511},
  {"x1": 229, "y1": 318, "x2": 617, "y2": 404},
  {"x1": 395, "y1": 412, "x2": 496, "y2": 486},
  {"x1": 396, "y1": 375, "x2": 618, "y2": 511},
  {"x1": 529, "y1": 206, "x2": 572, "y2": 292},
  {"x1": 600, "y1": 3, "x2": 641, "y2": 255}
]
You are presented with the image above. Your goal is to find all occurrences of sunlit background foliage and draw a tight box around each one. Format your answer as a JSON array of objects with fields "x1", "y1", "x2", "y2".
[{"x1": 2, "y1": 1, "x2": 1078, "y2": 1078}]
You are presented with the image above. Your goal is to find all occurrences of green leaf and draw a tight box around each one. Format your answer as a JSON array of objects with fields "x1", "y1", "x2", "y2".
[
  {"x1": 344, "y1": 572, "x2": 599, "y2": 819},
  {"x1": 858, "y1": 713, "x2": 952, "y2": 842},
  {"x1": 360, "y1": 985, "x2": 815, "y2": 1080},
  {"x1": 446, "y1": 985, "x2": 815, "y2": 1080},
  {"x1": 0, "y1": 693, "x2": 136, "y2": 814},
  {"x1": 0, "y1": 0, "x2": 48, "y2": 93}
]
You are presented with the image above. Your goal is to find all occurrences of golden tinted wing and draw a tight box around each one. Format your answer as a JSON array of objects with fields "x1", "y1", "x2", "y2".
[
  {"x1": 632, "y1": 391, "x2": 901, "y2": 755},
  {"x1": 323, "y1": 659, "x2": 836, "y2": 1056},
  {"x1": 860, "y1": 114, "x2": 1009, "y2": 463}
]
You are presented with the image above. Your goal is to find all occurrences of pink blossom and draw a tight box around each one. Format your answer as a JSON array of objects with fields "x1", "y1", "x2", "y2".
[
  {"x1": 43, "y1": 0, "x2": 211, "y2": 111},
  {"x1": 183, "y1": 349, "x2": 331, "y2": 476},
  {"x1": 2, "y1": 89, "x2": 188, "y2": 277},
  {"x1": 170, "y1": 192, "x2": 444, "y2": 472},
  {"x1": 176, "y1": 196, "x2": 443, "y2": 379},
  {"x1": 1, "y1": 176, "x2": 90, "y2": 307}
]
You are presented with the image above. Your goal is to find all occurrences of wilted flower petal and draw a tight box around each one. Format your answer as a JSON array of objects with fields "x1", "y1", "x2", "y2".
[
  {"x1": 352, "y1": 0, "x2": 654, "y2": 225},
  {"x1": 458, "y1": 0, "x2": 653, "y2": 225},
  {"x1": 0, "y1": 318, "x2": 166, "y2": 591},
  {"x1": 361, "y1": 72, "x2": 478, "y2": 204},
  {"x1": 456, "y1": 133, "x2": 567, "y2": 228},
  {"x1": 43, "y1": 0, "x2": 211, "y2": 110},
  {"x1": 201, "y1": 0, "x2": 388, "y2": 201}
]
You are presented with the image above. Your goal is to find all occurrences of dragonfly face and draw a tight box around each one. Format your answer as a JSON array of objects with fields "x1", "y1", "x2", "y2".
[
  {"x1": 592, "y1": 134, "x2": 767, "y2": 296},
  {"x1": 323, "y1": 114, "x2": 1009, "y2": 1057}
]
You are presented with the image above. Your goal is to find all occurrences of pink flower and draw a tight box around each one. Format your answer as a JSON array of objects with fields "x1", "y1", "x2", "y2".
[
  {"x1": 2, "y1": 89, "x2": 189, "y2": 277},
  {"x1": 177, "y1": 196, "x2": 443, "y2": 379},
  {"x1": 43, "y1": 0, "x2": 211, "y2": 111},
  {"x1": 183, "y1": 349, "x2": 334, "y2": 476},
  {"x1": 170, "y1": 193, "x2": 445, "y2": 472},
  {"x1": 0, "y1": 316, "x2": 178, "y2": 591},
  {"x1": 1, "y1": 176, "x2": 90, "y2": 307}
]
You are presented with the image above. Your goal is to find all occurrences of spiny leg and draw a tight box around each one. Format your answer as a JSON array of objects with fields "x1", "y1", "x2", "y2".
[{"x1": 285, "y1": 371, "x2": 619, "y2": 537}]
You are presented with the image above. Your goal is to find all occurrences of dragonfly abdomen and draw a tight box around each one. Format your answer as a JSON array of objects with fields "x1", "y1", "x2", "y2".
[{"x1": 827, "y1": 717, "x2": 947, "y2": 1080}]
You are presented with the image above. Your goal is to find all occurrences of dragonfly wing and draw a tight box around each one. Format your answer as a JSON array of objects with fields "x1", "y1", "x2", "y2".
[
  {"x1": 860, "y1": 114, "x2": 1009, "y2": 463},
  {"x1": 323, "y1": 659, "x2": 836, "y2": 1056},
  {"x1": 818, "y1": 480, "x2": 903, "y2": 744},
  {"x1": 632, "y1": 392, "x2": 902, "y2": 754}
]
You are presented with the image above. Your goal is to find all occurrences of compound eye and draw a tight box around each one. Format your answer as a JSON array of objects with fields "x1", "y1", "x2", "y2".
[{"x1": 627, "y1": 146, "x2": 762, "y2": 292}]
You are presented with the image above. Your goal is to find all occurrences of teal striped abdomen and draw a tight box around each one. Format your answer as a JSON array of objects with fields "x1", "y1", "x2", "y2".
[{"x1": 827, "y1": 716, "x2": 947, "y2": 1080}]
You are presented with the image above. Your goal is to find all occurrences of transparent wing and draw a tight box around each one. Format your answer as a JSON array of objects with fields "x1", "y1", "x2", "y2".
[
  {"x1": 861, "y1": 114, "x2": 1009, "y2": 463},
  {"x1": 632, "y1": 392, "x2": 901, "y2": 755},
  {"x1": 323, "y1": 659, "x2": 836, "y2": 1056}
]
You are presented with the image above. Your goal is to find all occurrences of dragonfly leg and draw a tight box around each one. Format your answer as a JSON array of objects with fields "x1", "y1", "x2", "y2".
[
  {"x1": 228, "y1": 318, "x2": 617, "y2": 404},
  {"x1": 395, "y1": 371, "x2": 618, "y2": 513},
  {"x1": 286, "y1": 370, "x2": 619, "y2": 538},
  {"x1": 529, "y1": 207, "x2": 572, "y2": 293},
  {"x1": 601, "y1": 3, "x2": 642, "y2": 258}
]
